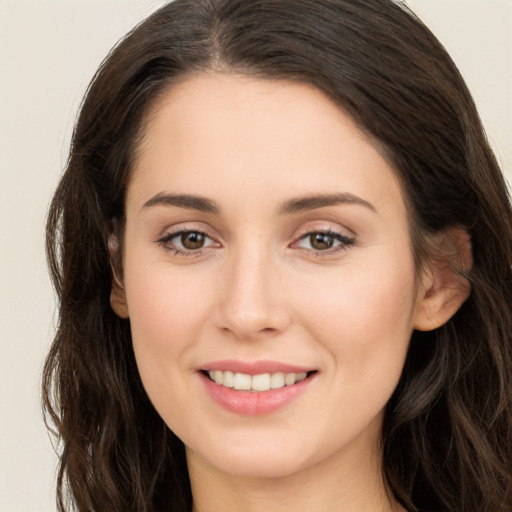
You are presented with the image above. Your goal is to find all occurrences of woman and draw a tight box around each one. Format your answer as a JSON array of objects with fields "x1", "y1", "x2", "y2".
[{"x1": 43, "y1": 0, "x2": 512, "y2": 511}]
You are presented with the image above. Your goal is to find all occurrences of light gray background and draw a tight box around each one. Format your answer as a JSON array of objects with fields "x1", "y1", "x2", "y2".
[{"x1": 0, "y1": 1, "x2": 510, "y2": 510}]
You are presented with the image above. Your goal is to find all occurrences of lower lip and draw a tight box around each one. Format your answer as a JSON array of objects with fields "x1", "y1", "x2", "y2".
[{"x1": 200, "y1": 372, "x2": 316, "y2": 416}]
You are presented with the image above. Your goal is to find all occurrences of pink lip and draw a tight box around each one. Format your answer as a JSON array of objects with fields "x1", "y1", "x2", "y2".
[
  {"x1": 199, "y1": 359, "x2": 313, "y2": 375},
  {"x1": 198, "y1": 360, "x2": 317, "y2": 416}
]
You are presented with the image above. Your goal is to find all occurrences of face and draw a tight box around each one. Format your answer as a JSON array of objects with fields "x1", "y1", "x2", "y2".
[{"x1": 115, "y1": 73, "x2": 428, "y2": 479}]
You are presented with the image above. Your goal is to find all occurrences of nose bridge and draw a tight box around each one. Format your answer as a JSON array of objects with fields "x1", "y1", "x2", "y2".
[{"x1": 216, "y1": 237, "x2": 289, "y2": 339}]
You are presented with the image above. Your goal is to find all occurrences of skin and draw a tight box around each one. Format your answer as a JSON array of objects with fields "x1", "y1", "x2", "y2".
[{"x1": 111, "y1": 73, "x2": 469, "y2": 512}]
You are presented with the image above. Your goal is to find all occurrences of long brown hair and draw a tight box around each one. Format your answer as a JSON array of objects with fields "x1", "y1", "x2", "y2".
[{"x1": 43, "y1": 1, "x2": 512, "y2": 510}]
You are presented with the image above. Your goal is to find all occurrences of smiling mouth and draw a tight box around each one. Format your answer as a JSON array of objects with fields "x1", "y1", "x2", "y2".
[{"x1": 202, "y1": 370, "x2": 317, "y2": 392}]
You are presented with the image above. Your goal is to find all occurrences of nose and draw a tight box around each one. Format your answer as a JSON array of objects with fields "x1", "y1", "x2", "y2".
[{"x1": 215, "y1": 245, "x2": 291, "y2": 341}]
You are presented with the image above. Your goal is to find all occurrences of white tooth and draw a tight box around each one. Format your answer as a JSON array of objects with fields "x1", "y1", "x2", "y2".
[
  {"x1": 223, "y1": 371, "x2": 234, "y2": 388},
  {"x1": 284, "y1": 373, "x2": 297, "y2": 386},
  {"x1": 233, "y1": 372, "x2": 252, "y2": 390},
  {"x1": 251, "y1": 373, "x2": 271, "y2": 391},
  {"x1": 214, "y1": 370, "x2": 223, "y2": 385},
  {"x1": 208, "y1": 370, "x2": 215, "y2": 381},
  {"x1": 270, "y1": 372, "x2": 285, "y2": 389},
  {"x1": 296, "y1": 372, "x2": 307, "y2": 382}
]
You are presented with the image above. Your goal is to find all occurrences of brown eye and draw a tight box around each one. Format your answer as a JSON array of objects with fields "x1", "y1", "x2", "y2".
[
  {"x1": 294, "y1": 230, "x2": 355, "y2": 254},
  {"x1": 309, "y1": 233, "x2": 335, "y2": 250},
  {"x1": 180, "y1": 231, "x2": 205, "y2": 250},
  {"x1": 157, "y1": 229, "x2": 218, "y2": 255}
]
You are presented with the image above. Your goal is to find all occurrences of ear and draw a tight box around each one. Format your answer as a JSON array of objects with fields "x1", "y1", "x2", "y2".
[
  {"x1": 413, "y1": 227, "x2": 472, "y2": 331},
  {"x1": 108, "y1": 234, "x2": 129, "y2": 319}
]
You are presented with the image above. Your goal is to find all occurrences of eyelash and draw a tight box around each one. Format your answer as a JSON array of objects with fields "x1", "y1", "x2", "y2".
[
  {"x1": 156, "y1": 228, "x2": 355, "y2": 258},
  {"x1": 294, "y1": 229, "x2": 355, "y2": 256},
  {"x1": 156, "y1": 230, "x2": 218, "y2": 257}
]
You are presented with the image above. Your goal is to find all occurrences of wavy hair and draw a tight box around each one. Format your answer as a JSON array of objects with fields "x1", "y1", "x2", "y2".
[{"x1": 43, "y1": 0, "x2": 512, "y2": 510}]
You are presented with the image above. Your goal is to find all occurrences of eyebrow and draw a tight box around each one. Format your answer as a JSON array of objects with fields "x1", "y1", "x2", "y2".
[
  {"x1": 142, "y1": 192, "x2": 220, "y2": 214},
  {"x1": 141, "y1": 191, "x2": 376, "y2": 216},
  {"x1": 278, "y1": 193, "x2": 376, "y2": 215}
]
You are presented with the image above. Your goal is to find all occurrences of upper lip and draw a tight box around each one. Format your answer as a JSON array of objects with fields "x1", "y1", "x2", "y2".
[{"x1": 199, "y1": 359, "x2": 315, "y2": 375}]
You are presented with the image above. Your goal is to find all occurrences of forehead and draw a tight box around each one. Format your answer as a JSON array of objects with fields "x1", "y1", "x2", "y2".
[{"x1": 128, "y1": 73, "x2": 405, "y2": 218}]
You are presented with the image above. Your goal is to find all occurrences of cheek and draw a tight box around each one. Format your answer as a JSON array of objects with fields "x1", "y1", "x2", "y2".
[
  {"x1": 123, "y1": 260, "x2": 214, "y2": 394},
  {"x1": 294, "y1": 251, "x2": 417, "y2": 383},
  {"x1": 125, "y1": 247, "x2": 213, "y2": 330},
  {"x1": 289, "y1": 258, "x2": 417, "y2": 448}
]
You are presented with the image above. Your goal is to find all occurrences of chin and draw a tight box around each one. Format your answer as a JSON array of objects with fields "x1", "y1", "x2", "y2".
[
  {"x1": 205, "y1": 450, "x2": 311, "y2": 479},
  {"x1": 186, "y1": 429, "x2": 317, "y2": 479}
]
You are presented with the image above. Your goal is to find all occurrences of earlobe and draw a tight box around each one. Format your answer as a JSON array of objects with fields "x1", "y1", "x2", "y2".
[
  {"x1": 110, "y1": 274, "x2": 129, "y2": 319},
  {"x1": 413, "y1": 227, "x2": 472, "y2": 332},
  {"x1": 108, "y1": 234, "x2": 129, "y2": 319}
]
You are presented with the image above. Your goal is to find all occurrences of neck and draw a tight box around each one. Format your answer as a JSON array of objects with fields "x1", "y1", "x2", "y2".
[{"x1": 187, "y1": 436, "x2": 405, "y2": 512}]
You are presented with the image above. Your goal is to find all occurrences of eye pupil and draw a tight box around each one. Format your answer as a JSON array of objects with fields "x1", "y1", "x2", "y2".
[
  {"x1": 310, "y1": 233, "x2": 334, "y2": 250},
  {"x1": 181, "y1": 232, "x2": 205, "y2": 250}
]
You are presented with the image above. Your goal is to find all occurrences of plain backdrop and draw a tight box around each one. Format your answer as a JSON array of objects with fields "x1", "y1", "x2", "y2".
[{"x1": 0, "y1": 1, "x2": 510, "y2": 511}]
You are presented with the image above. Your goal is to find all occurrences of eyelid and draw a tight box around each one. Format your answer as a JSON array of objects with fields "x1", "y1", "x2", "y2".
[
  {"x1": 154, "y1": 222, "x2": 355, "y2": 257},
  {"x1": 155, "y1": 224, "x2": 221, "y2": 256},
  {"x1": 291, "y1": 220, "x2": 355, "y2": 241},
  {"x1": 290, "y1": 225, "x2": 356, "y2": 256},
  {"x1": 159, "y1": 230, "x2": 216, "y2": 246},
  {"x1": 295, "y1": 229, "x2": 354, "y2": 246},
  {"x1": 155, "y1": 221, "x2": 219, "y2": 242}
]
